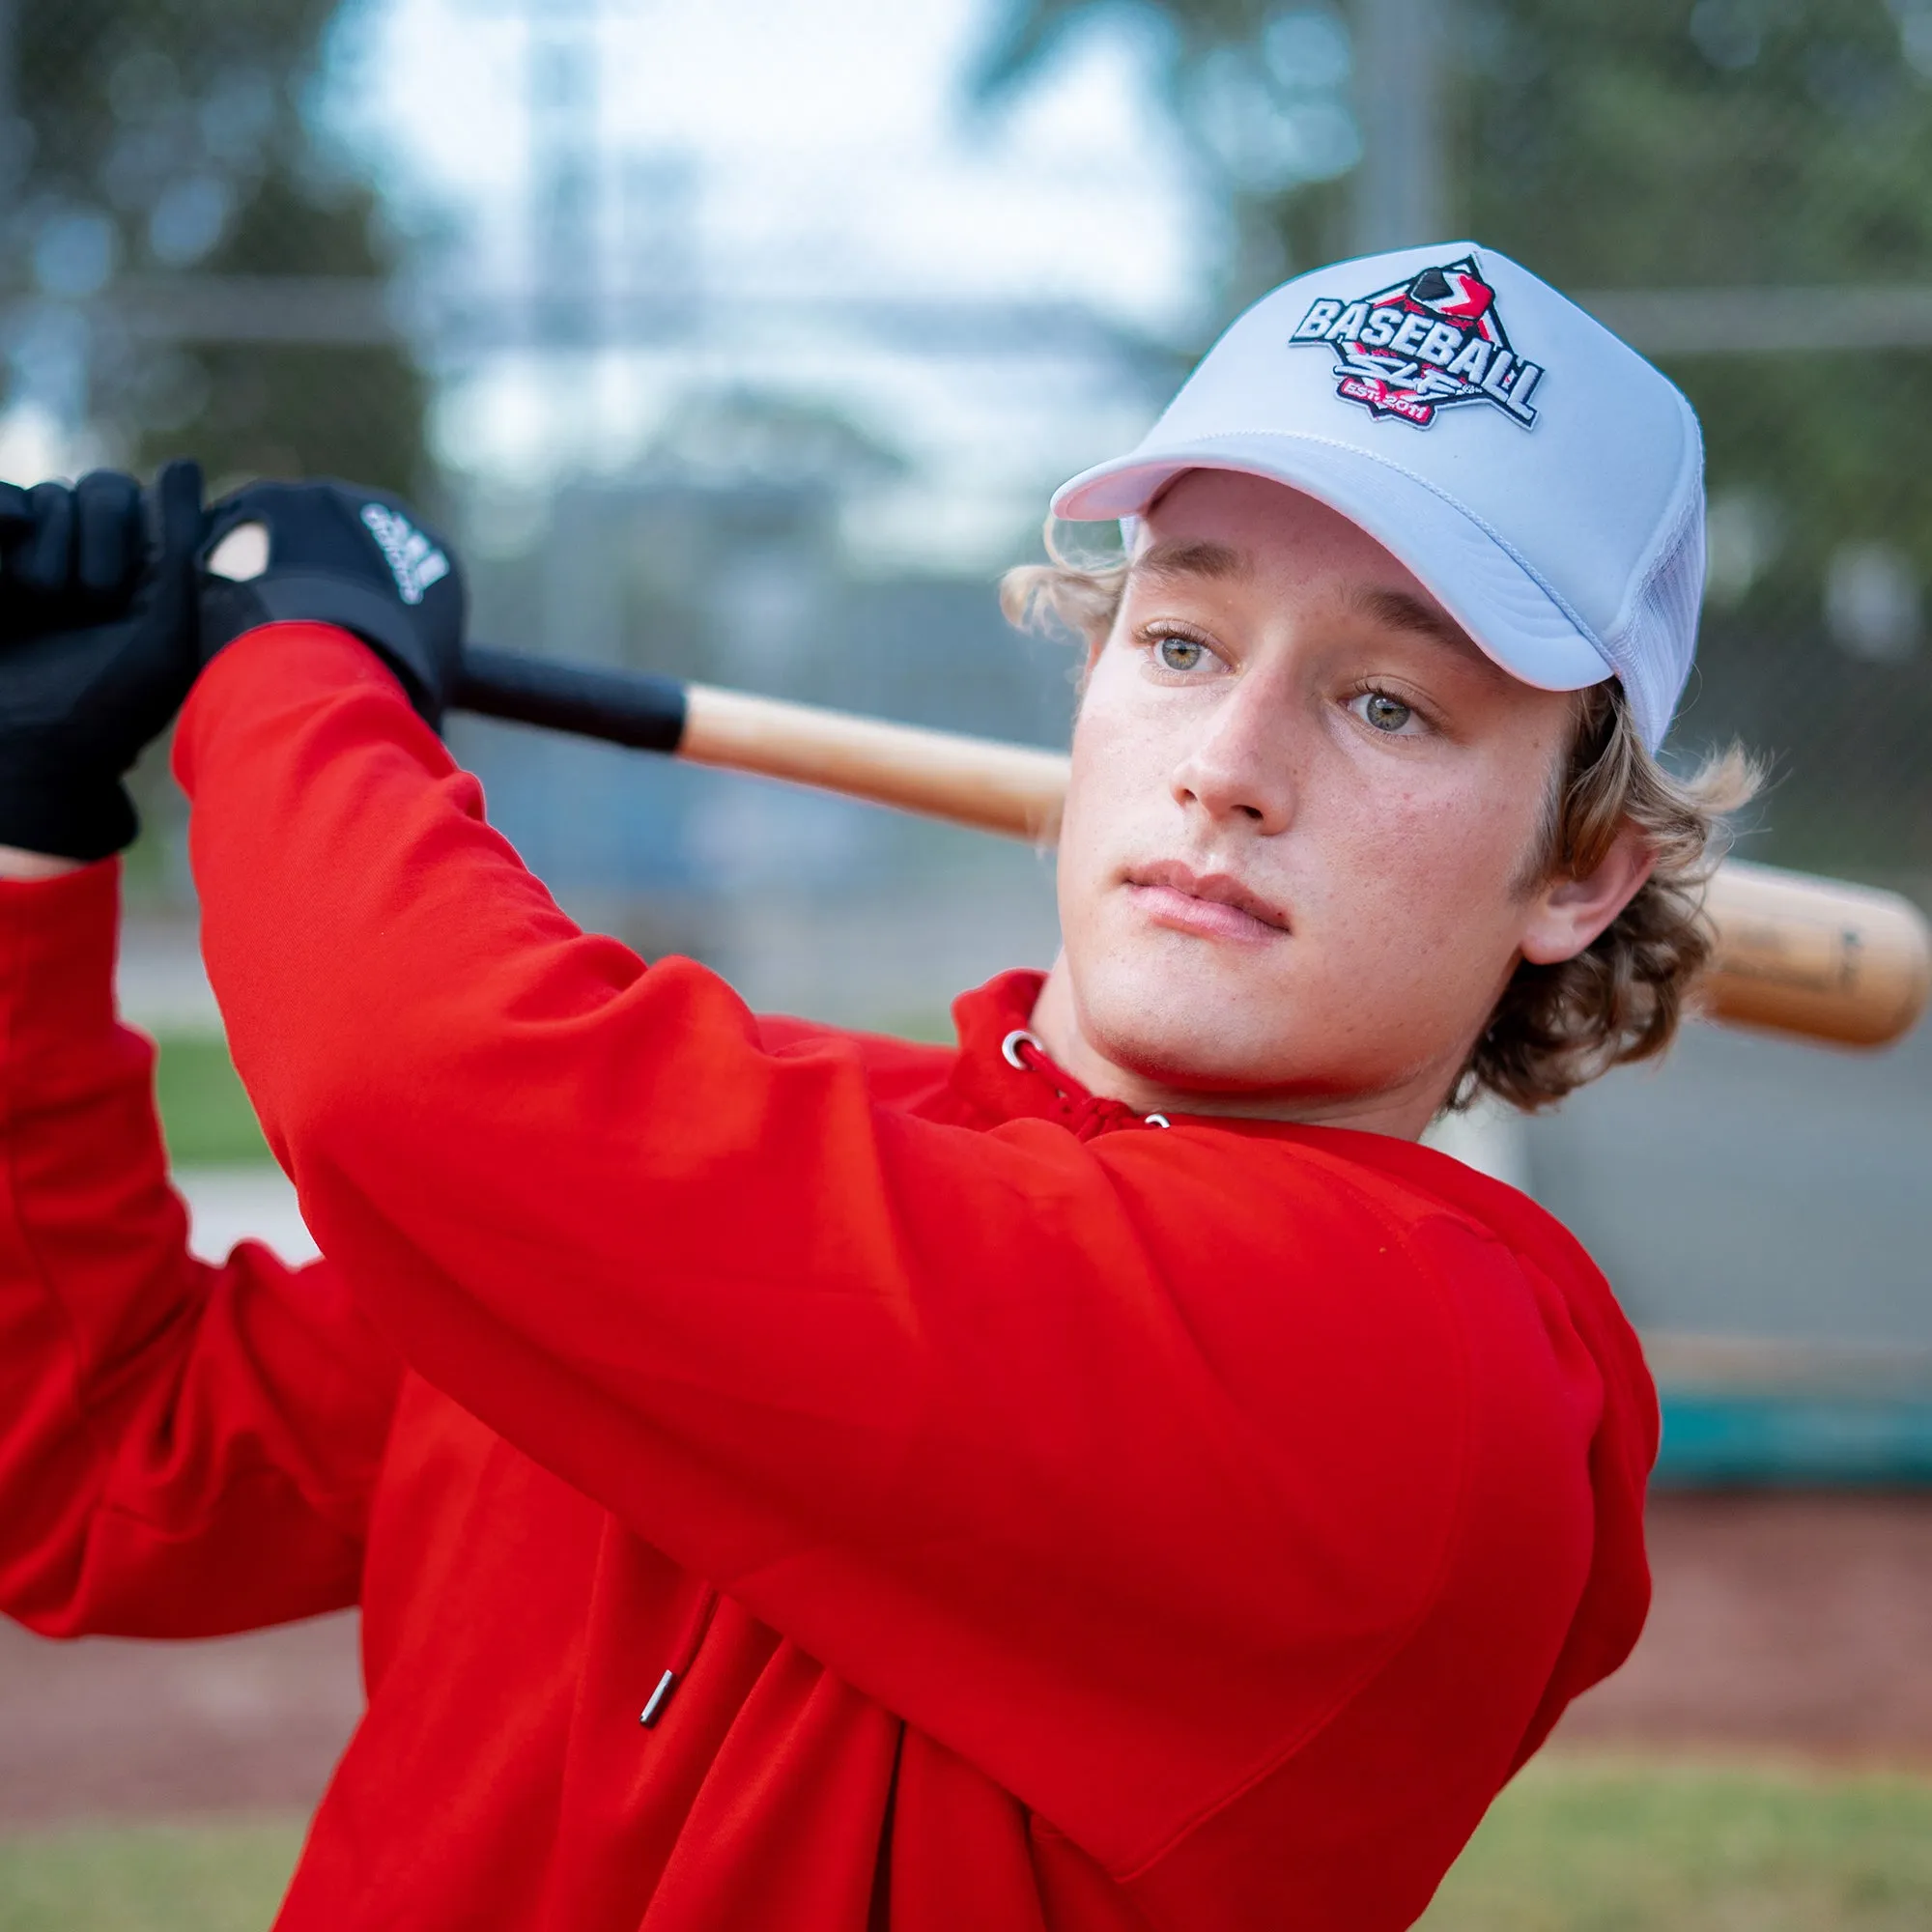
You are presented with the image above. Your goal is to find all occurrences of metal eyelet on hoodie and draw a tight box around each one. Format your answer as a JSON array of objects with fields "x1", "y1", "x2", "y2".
[
  {"x1": 1144, "y1": 1114, "x2": 1171, "y2": 1129},
  {"x1": 1001, "y1": 1029, "x2": 1042, "y2": 1069}
]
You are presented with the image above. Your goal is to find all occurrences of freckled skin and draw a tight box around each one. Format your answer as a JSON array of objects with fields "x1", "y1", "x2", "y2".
[{"x1": 1031, "y1": 470, "x2": 1652, "y2": 1139}]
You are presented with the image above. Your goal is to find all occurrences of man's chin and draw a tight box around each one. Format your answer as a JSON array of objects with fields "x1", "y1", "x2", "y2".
[
  {"x1": 1075, "y1": 989, "x2": 1307, "y2": 1097},
  {"x1": 1066, "y1": 917, "x2": 1355, "y2": 1091},
  {"x1": 1088, "y1": 921, "x2": 1296, "y2": 1010}
]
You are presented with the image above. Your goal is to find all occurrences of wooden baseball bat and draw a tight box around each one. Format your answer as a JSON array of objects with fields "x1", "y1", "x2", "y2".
[{"x1": 454, "y1": 646, "x2": 1931, "y2": 1050}]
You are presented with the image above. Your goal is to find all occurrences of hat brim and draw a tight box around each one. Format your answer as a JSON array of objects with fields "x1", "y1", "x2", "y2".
[{"x1": 1051, "y1": 431, "x2": 1615, "y2": 695}]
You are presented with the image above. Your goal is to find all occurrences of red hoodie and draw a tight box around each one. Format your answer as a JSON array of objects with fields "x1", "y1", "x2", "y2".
[{"x1": 0, "y1": 624, "x2": 1656, "y2": 1931}]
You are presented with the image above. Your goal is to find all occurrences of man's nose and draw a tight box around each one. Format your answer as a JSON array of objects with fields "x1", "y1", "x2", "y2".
[{"x1": 1169, "y1": 679, "x2": 1297, "y2": 835}]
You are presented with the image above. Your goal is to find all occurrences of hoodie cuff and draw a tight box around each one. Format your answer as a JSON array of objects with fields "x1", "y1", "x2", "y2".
[{"x1": 0, "y1": 859, "x2": 123, "y2": 1052}]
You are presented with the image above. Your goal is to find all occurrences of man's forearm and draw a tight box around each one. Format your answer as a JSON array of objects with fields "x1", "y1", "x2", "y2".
[
  {"x1": 0, "y1": 858, "x2": 403, "y2": 1635},
  {"x1": 0, "y1": 845, "x2": 87, "y2": 881}
]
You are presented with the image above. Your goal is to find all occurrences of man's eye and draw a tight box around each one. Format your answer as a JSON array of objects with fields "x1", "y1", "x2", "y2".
[
  {"x1": 1154, "y1": 636, "x2": 1207, "y2": 672},
  {"x1": 1351, "y1": 690, "x2": 1415, "y2": 734}
]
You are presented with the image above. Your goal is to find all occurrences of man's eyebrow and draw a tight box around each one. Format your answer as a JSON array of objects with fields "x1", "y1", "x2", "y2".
[
  {"x1": 1350, "y1": 584, "x2": 1488, "y2": 661},
  {"x1": 1128, "y1": 537, "x2": 1251, "y2": 583}
]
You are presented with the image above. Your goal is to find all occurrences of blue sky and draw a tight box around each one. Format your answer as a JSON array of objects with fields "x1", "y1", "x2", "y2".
[
  {"x1": 328, "y1": 0, "x2": 1209, "y2": 326},
  {"x1": 321, "y1": 0, "x2": 1217, "y2": 565}
]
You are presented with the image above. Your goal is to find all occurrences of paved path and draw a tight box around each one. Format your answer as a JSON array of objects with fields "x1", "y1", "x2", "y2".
[{"x1": 0, "y1": 1614, "x2": 359, "y2": 1825}]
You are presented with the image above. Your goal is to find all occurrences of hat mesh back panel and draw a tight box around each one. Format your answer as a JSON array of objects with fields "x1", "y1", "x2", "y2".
[{"x1": 1611, "y1": 491, "x2": 1706, "y2": 751}]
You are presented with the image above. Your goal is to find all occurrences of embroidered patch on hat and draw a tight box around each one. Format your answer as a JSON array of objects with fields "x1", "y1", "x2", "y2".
[{"x1": 1288, "y1": 255, "x2": 1544, "y2": 430}]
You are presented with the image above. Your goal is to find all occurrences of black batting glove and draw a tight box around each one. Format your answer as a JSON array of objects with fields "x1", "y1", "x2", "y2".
[
  {"x1": 0, "y1": 461, "x2": 206, "y2": 863},
  {"x1": 200, "y1": 480, "x2": 467, "y2": 724}
]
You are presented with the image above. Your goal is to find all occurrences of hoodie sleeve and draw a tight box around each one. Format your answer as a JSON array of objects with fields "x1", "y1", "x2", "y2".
[
  {"x1": 0, "y1": 860, "x2": 404, "y2": 1638},
  {"x1": 175, "y1": 624, "x2": 1633, "y2": 1884}
]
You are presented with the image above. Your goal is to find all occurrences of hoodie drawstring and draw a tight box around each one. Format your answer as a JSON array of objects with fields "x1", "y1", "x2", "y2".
[
  {"x1": 1000, "y1": 1030, "x2": 1172, "y2": 1141},
  {"x1": 640, "y1": 1584, "x2": 720, "y2": 1729}
]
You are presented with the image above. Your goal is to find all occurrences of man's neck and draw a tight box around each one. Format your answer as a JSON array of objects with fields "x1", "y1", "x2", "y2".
[{"x1": 1026, "y1": 956, "x2": 1449, "y2": 1141}]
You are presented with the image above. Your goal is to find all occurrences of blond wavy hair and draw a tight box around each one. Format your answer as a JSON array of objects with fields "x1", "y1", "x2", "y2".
[{"x1": 1003, "y1": 544, "x2": 1760, "y2": 1114}]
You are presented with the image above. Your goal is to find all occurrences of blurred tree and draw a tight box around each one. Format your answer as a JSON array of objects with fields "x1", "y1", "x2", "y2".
[
  {"x1": 1454, "y1": 0, "x2": 1932, "y2": 601},
  {"x1": 0, "y1": 0, "x2": 430, "y2": 900},
  {"x1": 974, "y1": 0, "x2": 1359, "y2": 301},
  {"x1": 2, "y1": 0, "x2": 426, "y2": 493},
  {"x1": 645, "y1": 385, "x2": 909, "y2": 493},
  {"x1": 977, "y1": 0, "x2": 1932, "y2": 308},
  {"x1": 978, "y1": 0, "x2": 1932, "y2": 874}
]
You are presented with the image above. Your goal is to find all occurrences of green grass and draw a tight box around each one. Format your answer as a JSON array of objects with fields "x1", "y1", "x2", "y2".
[
  {"x1": 1418, "y1": 1754, "x2": 1932, "y2": 1931},
  {"x1": 152, "y1": 1036, "x2": 271, "y2": 1167},
  {"x1": 2, "y1": 1758, "x2": 1927, "y2": 1929},
  {"x1": 0, "y1": 1819, "x2": 301, "y2": 1932}
]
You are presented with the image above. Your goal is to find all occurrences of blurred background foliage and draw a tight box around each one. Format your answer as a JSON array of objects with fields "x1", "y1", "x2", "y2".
[
  {"x1": 3, "y1": 6, "x2": 1931, "y2": 1918},
  {"x1": 981, "y1": 0, "x2": 1932, "y2": 876},
  {"x1": 6, "y1": 0, "x2": 1932, "y2": 887},
  {"x1": 2, "y1": 0, "x2": 426, "y2": 491}
]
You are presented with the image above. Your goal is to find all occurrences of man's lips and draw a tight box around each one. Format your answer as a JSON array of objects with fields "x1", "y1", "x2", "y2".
[{"x1": 1123, "y1": 863, "x2": 1293, "y2": 943}]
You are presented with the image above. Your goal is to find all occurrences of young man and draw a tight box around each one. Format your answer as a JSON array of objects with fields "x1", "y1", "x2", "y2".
[{"x1": 0, "y1": 245, "x2": 1738, "y2": 1930}]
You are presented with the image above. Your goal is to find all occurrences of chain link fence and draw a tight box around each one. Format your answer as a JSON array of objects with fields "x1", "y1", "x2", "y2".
[
  {"x1": 13, "y1": 6, "x2": 1932, "y2": 1361},
  {"x1": 7, "y1": 3, "x2": 1930, "y2": 910},
  {"x1": 0, "y1": 0, "x2": 1928, "y2": 1480},
  {"x1": 4, "y1": 4, "x2": 1929, "y2": 1025}
]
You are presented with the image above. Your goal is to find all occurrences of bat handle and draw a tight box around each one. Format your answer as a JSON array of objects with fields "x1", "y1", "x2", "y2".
[
  {"x1": 454, "y1": 644, "x2": 688, "y2": 753},
  {"x1": 453, "y1": 644, "x2": 1068, "y2": 843},
  {"x1": 450, "y1": 647, "x2": 1929, "y2": 1049}
]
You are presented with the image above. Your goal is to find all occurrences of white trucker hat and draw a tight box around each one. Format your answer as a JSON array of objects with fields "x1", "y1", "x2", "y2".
[{"x1": 1052, "y1": 242, "x2": 1705, "y2": 751}]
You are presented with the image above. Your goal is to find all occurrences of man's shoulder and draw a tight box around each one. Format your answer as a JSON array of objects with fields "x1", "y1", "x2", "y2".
[
  {"x1": 1268, "y1": 1124, "x2": 1660, "y2": 1504},
  {"x1": 1094, "y1": 1116, "x2": 1655, "y2": 1456},
  {"x1": 753, "y1": 1010, "x2": 960, "y2": 1113},
  {"x1": 1127, "y1": 1116, "x2": 1613, "y2": 1304},
  {"x1": 1279, "y1": 1126, "x2": 1652, "y2": 1397}
]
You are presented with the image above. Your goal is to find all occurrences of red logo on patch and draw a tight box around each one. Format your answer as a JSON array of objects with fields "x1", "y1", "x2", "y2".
[{"x1": 1289, "y1": 255, "x2": 1543, "y2": 429}]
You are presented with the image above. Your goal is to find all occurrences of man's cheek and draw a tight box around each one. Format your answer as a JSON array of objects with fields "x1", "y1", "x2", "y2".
[{"x1": 1344, "y1": 788, "x2": 1520, "y2": 911}]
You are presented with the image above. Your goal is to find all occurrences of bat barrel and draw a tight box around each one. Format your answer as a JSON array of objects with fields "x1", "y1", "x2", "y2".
[
  {"x1": 454, "y1": 644, "x2": 1067, "y2": 844},
  {"x1": 1698, "y1": 860, "x2": 1931, "y2": 1048}
]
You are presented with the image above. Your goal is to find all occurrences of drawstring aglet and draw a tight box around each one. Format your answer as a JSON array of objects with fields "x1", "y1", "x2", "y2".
[{"x1": 639, "y1": 1668, "x2": 678, "y2": 1728}]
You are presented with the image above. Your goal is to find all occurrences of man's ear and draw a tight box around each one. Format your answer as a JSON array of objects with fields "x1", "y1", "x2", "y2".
[{"x1": 1520, "y1": 820, "x2": 1656, "y2": 965}]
